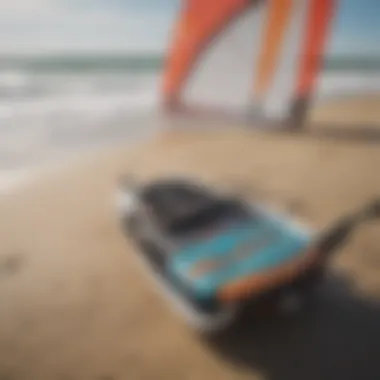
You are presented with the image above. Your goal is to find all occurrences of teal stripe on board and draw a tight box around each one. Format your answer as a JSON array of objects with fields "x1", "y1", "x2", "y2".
[
  {"x1": 194, "y1": 231, "x2": 310, "y2": 298},
  {"x1": 170, "y1": 208, "x2": 312, "y2": 299},
  {"x1": 173, "y1": 208, "x2": 309, "y2": 272},
  {"x1": 173, "y1": 221, "x2": 271, "y2": 272}
]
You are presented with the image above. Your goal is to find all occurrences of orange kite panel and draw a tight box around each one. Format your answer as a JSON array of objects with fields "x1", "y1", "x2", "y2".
[
  {"x1": 162, "y1": 0, "x2": 251, "y2": 107},
  {"x1": 296, "y1": 0, "x2": 336, "y2": 97},
  {"x1": 254, "y1": 0, "x2": 294, "y2": 99}
]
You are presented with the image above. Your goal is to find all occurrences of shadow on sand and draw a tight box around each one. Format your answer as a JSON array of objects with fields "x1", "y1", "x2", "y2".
[
  {"x1": 205, "y1": 272, "x2": 380, "y2": 380},
  {"x1": 306, "y1": 124, "x2": 380, "y2": 144}
]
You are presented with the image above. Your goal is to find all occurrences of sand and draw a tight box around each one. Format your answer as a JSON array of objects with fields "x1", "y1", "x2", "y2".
[
  {"x1": 0, "y1": 98, "x2": 380, "y2": 380},
  {"x1": 309, "y1": 94, "x2": 380, "y2": 126}
]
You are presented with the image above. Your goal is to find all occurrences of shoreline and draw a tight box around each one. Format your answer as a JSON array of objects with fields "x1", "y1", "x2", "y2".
[
  {"x1": 0, "y1": 124, "x2": 161, "y2": 193},
  {"x1": 1, "y1": 93, "x2": 379, "y2": 195}
]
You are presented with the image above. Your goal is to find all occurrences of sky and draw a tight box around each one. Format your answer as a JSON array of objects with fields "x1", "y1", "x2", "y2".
[{"x1": 0, "y1": 0, "x2": 378, "y2": 56}]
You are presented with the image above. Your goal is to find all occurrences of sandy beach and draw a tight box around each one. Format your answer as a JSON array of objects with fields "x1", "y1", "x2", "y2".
[
  {"x1": 0, "y1": 96, "x2": 380, "y2": 380},
  {"x1": 309, "y1": 94, "x2": 380, "y2": 126}
]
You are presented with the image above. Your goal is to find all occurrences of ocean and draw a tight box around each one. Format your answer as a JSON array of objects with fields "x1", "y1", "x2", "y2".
[{"x1": 0, "y1": 54, "x2": 380, "y2": 181}]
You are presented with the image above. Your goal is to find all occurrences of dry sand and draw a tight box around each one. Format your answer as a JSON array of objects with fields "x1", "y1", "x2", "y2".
[
  {"x1": 0, "y1": 98, "x2": 380, "y2": 380},
  {"x1": 309, "y1": 94, "x2": 380, "y2": 126}
]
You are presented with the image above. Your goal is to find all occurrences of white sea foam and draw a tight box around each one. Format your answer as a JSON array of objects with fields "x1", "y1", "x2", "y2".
[
  {"x1": 0, "y1": 69, "x2": 378, "y2": 123},
  {"x1": 0, "y1": 68, "x2": 379, "y2": 191},
  {"x1": 0, "y1": 168, "x2": 40, "y2": 193},
  {"x1": 317, "y1": 71, "x2": 380, "y2": 99},
  {"x1": 0, "y1": 70, "x2": 378, "y2": 125}
]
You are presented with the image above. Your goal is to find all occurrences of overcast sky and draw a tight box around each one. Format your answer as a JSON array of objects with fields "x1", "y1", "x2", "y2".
[{"x1": 0, "y1": 0, "x2": 379, "y2": 56}]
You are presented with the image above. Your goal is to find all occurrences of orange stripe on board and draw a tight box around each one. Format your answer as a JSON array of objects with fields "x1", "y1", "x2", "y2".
[
  {"x1": 254, "y1": 0, "x2": 294, "y2": 99},
  {"x1": 162, "y1": 0, "x2": 251, "y2": 107},
  {"x1": 296, "y1": 0, "x2": 336, "y2": 97},
  {"x1": 219, "y1": 249, "x2": 321, "y2": 303}
]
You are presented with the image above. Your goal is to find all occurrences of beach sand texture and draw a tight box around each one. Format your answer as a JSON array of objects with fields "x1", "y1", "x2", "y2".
[
  {"x1": 309, "y1": 94, "x2": 380, "y2": 125},
  {"x1": 0, "y1": 98, "x2": 380, "y2": 380}
]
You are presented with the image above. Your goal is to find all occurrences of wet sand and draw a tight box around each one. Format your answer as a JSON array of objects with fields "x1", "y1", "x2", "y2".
[{"x1": 0, "y1": 97, "x2": 380, "y2": 380}]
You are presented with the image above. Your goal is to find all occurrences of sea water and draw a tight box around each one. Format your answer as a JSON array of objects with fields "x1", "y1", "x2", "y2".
[{"x1": 0, "y1": 54, "x2": 379, "y2": 189}]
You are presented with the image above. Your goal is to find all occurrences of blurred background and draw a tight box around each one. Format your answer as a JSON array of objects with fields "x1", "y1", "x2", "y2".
[
  {"x1": 0, "y1": 2, "x2": 380, "y2": 380},
  {"x1": 0, "y1": 0, "x2": 379, "y2": 177}
]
